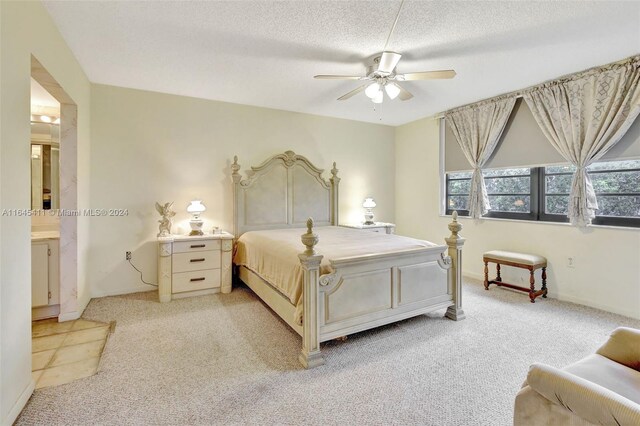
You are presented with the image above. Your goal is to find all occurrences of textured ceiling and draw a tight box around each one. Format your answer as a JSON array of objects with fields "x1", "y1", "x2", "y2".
[{"x1": 43, "y1": 1, "x2": 640, "y2": 126}]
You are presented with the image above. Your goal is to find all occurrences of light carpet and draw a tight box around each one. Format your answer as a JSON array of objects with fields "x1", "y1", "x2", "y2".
[{"x1": 17, "y1": 279, "x2": 640, "y2": 425}]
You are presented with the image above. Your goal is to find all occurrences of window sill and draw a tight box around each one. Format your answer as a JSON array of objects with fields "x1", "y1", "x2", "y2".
[{"x1": 439, "y1": 213, "x2": 640, "y2": 231}]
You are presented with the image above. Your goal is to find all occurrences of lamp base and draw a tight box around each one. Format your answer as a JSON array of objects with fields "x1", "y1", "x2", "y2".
[
  {"x1": 189, "y1": 219, "x2": 204, "y2": 236},
  {"x1": 364, "y1": 211, "x2": 375, "y2": 225}
]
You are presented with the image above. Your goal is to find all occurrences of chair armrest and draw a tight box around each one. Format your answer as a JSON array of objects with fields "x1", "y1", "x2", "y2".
[
  {"x1": 527, "y1": 363, "x2": 640, "y2": 426},
  {"x1": 596, "y1": 327, "x2": 640, "y2": 371}
]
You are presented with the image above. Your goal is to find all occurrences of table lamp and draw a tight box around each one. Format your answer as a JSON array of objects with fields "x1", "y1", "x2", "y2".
[
  {"x1": 363, "y1": 197, "x2": 376, "y2": 225},
  {"x1": 187, "y1": 200, "x2": 206, "y2": 236}
]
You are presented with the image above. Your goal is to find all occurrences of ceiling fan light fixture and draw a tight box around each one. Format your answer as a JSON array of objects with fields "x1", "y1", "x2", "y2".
[
  {"x1": 364, "y1": 82, "x2": 381, "y2": 99},
  {"x1": 385, "y1": 82, "x2": 401, "y2": 100},
  {"x1": 372, "y1": 90, "x2": 383, "y2": 104}
]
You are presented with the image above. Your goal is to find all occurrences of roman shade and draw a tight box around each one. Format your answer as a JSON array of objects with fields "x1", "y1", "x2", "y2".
[{"x1": 444, "y1": 99, "x2": 640, "y2": 173}]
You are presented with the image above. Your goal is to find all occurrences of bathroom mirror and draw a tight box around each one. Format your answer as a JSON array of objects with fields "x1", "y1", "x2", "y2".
[{"x1": 31, "y1": 122, "x2": 60, "y2": 210}]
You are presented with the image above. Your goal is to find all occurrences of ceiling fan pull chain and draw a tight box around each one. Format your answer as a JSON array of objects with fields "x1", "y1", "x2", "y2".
[{"x1": 383, "y1": 0, "x2": 405, "y2": 52}]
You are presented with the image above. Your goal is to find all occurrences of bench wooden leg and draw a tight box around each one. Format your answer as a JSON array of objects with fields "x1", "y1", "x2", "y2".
[
  {"x1": 484, "y1": 261, "x2": 489, "y2": 290},
  {"x1": 529, "y1": 269, "x2": 536, "y2": 303},
  {"x1": 541, "y1": 267, "x2": 547, "y2": 298},
  {"x1": 496, "y1": 263, "x2": 502, "y2": 282}
]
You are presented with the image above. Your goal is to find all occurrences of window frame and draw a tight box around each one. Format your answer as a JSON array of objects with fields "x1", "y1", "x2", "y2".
[
  {"x1": 540, "y1": 166, "x2": 640, "y2": 228},
  {"x1": 446, "y1": 164, "x2": 640, "y2": 228},
  {"x1": 445, "y1": 168, "x2": 539, "y2": 221}
]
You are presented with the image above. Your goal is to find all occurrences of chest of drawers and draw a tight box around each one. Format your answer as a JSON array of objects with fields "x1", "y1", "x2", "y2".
[{"x1": 157, "y1": 233, "x2": 234, "y2": 302}]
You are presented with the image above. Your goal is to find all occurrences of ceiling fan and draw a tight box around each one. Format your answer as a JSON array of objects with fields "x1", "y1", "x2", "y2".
[
  {"x1": 314, "y1": 52, "x2": 456, "y2": 103},
  {"x1": 313, "y1": 0, "x2": 456, "y2": 103}
]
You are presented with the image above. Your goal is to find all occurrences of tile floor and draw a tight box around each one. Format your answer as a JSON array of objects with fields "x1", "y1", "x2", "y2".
[{"x1": 31, "y1": 318, "x2": 112, "y2": 389}]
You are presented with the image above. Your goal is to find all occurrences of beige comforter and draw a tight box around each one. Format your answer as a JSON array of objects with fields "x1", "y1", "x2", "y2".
[{"x1": 233, "y1": 226, "x2": 437, "y2": 324}]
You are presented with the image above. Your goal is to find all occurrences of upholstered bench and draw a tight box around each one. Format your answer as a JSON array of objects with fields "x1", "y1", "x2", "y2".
[{"x1": 483, "y1": 250, "x2": 547, "y2": 303}]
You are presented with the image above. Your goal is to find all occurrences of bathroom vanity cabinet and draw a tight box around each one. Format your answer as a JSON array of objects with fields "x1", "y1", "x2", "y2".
[{"x1": 31, "y1": 237, "x2": 60, "y2": 319}]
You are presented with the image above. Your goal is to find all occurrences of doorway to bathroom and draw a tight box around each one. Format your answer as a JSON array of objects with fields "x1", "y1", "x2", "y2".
[{"x1": 30, "y1": 56, "x2": 79, "y2": 322}]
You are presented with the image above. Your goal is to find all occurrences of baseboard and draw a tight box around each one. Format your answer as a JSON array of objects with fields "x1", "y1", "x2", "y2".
[
  {"x1": 57, "y1": 294, "x2": 95, "y2": 322},
  {"x1": 550, "y1": 292, "x2": 640, "y2": 320},
  {"x1": 77, "y1": 294, "x2": 91, "y2": 318},
  {"x1": 3, "y1": 379, "x2": 35, "y2": 426},
  {"x1": 91, "y1": 285, "x2": 156, "y2": 299},
  {"x1": 464, "y1": 271, "x2": 484, "y2": 282},
  {"x1": 58, "y1": 311, "x2": 81, "y2": 322},
  {"x1": 32, "y1": 304, "x2": 60, "y2": 321},
  {"x1": 463, "y1": 271, "x2": 640, "y2": 320}
]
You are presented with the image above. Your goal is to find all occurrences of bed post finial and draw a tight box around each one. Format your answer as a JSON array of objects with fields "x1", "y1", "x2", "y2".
[
  {"x1": 445, "y1": 210, "x2": 466, "y2": 321},
  {"x1": 301, "y1": 217, "x2": 319, "y2": 256},
  {"x1": 330, "y1": 162, "x2": 340, "y2": 226},
  {"x1": 448, "y1": 211, "x2": 461, "y2": 237},
  {"x1": 298, "y1": 217, "x2": 324, "y2": 368},
  {"x1": 331, "y1": 162, "x2": 339, "y2": 179},
  {"x1": 231, "y1": 155, "x2": 241, "y2": 184}
]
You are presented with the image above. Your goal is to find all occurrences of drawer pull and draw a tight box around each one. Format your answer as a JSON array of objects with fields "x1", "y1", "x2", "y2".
[
  {"x1": 190, "y1": 244, "x2": 206, "y2": 248},
  {"x1": 190, "y1": 258, "x2": 205, "y2": 263},
  {"x1": 190, "y1": 277, "x2": 206, "y2": 282}
]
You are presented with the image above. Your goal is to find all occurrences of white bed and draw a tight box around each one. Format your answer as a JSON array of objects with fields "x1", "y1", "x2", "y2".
[{"x1": 231, "y1": 150, "x2": 466, "y2": 368}]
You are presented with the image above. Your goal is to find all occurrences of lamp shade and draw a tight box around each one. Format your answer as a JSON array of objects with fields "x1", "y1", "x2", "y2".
[
  {"x1": 365, "y1": 82, "x2": 381, "y2": 99},
  {"x1": 187, "y1": 200, "x2": 206, "y2": 214},
  {"x1": 372, "y1": 90, "x2": 383, "y2": 104},
  {"x1": 363, "y1": 198, "x2": 376, "y2": 208},
  {"x1": 385, "y1": 82, "x2": 401, "y2": 100}
]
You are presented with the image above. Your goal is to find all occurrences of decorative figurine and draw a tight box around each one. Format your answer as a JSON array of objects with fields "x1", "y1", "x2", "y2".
[{"x1": 155, "y1": 202, "x2": 176, "y2": 237}]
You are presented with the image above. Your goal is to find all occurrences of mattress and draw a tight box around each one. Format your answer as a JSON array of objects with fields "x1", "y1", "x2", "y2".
[{"x1": 233, "y1": 226, "x2": 437, "y2": 324}]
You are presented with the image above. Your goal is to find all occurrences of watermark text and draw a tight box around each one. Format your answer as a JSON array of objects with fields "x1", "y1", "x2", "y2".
[{"x1": 2, "y1": 209, "x2": 129, "y2": 217}]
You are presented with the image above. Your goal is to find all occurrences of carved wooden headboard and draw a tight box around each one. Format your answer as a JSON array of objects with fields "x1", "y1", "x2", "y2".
[{"x1": 231, "y1": 150, "x2": 340, "y2": 237}]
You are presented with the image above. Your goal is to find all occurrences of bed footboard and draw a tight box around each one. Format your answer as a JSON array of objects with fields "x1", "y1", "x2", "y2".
[{"x1": 297, "y1": 213, "x2": 465, "y2": 368}]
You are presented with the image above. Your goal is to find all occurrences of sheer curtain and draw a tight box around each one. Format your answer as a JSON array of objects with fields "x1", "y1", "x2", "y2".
[
  {"x1": 524, "y1": 57, "x2": 640, "y2": 226},
  {"x1": 445, "y1": 97, "x2": 516, "y2": 218}
]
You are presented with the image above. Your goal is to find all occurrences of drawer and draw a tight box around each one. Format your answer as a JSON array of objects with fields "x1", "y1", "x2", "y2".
[
  {"x1": 173, "y1": 239, "x2": 221, "y2": 253},
  {"x1": 367, "y1": 228, "x2": 383, "y2": 233},
  {"x1": 172, "y1": 269, "x2": 220, "y2": 293},
  {"x1": 172, "y1": 250, "x2": 221, "y2": 273}
]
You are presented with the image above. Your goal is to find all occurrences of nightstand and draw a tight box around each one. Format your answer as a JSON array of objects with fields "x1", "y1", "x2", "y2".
[
  {"x1": 157, "y1": 232, "x2": 234, "y2": 302},
  {"x1": 340, "y1": 222, "x2": 396, "y2": 234}
]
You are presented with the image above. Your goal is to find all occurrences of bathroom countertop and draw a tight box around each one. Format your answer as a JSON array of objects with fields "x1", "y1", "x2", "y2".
[{"x1": 31, "y1": 231, "x2": 60, "y2": 241}]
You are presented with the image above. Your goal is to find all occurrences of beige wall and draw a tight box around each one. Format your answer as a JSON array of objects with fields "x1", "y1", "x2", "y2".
[
  {"x1": 89, "y1": 84, "x2": 395, "y2": 297},
  {"x1": 0, "y1": 1, "x2": 92, "y2": 424},
  {"x1": 395, "y1": 117, "x2": 640, "y2": 319}
]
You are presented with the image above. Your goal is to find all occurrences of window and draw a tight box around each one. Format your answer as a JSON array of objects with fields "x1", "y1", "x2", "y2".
[
  {"x1": 446, "y1": 168, "x2": 537, "y2": 220},
  {"x1": 445, "y1": 159, "x2": 640, "y2": 227},
  {"x1": 542, "y1": 160, "x2": 640, "y2": 227}
]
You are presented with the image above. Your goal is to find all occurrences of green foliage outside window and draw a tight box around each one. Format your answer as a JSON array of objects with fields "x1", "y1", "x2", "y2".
[{"x1": 446, "y1": 159, "x2": 640, "y2": 224}]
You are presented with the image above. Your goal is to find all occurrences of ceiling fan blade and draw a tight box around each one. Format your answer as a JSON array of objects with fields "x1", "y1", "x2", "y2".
[
  {"x1": 397, "y1": 84, "x2": 414, "y2": 101},
  {"x1": 377, "y1": 51, "x2": 402, "y2": 74},
  {"x1": 337, "y1": 85, "x2": 367, "y2": 101},
  {"x1": 399, "y1": 70, "x2": 456, "y2": 81},
  {"x1": 314, "y1": 75, "x2": 363, "y2": 80}
]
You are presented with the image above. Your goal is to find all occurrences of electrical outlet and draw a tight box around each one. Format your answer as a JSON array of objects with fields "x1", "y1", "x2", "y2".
[
  {"x1": 567, "y1": 257, "x2": 575, "y2": 268},
  {"x1": 126, "y1": 251, "x2": 132, "y2": 260}
]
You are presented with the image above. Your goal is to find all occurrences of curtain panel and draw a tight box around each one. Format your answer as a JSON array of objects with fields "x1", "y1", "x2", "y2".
[
  {"x1": 445, "y1": 97, "x2": 516, "y2": 218},
  {"x1": 524, "y1": 56, "x2": 640, "y2": 226}
]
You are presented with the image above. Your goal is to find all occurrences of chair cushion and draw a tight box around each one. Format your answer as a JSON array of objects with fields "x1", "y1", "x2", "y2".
[
  {"x1": 484, "y1": 250, "x2": 547, "y2": 267},
  {"x1": 565, "y1": 353, "x2": 640, "y2": 405},
  {"x1": 596, "y1": 327, "x2": 640, "y2": 371}
]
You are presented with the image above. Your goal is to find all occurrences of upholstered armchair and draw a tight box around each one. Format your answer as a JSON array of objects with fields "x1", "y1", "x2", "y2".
[{"x1": 514, "y1": 327, "x2": 640, "y2": 425}]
